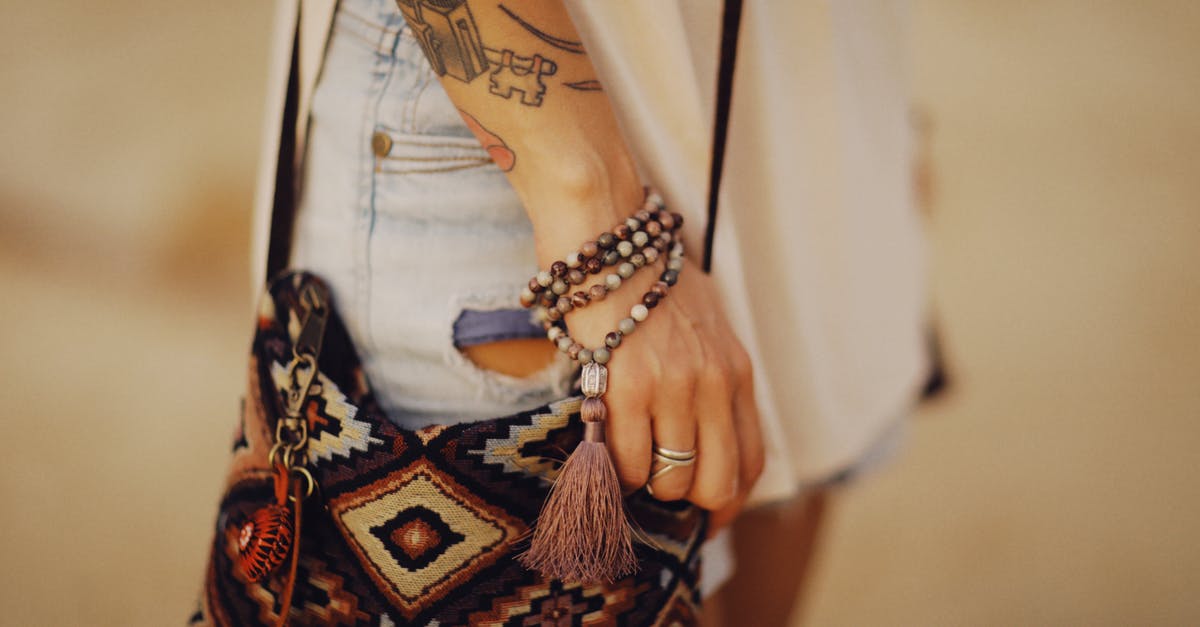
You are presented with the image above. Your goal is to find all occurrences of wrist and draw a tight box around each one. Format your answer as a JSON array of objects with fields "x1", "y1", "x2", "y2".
[{"x1": 516, "y1": 148, "x2": 645, "y2": 267}]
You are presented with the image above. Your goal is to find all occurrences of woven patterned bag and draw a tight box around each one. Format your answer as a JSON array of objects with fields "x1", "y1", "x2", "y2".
[{"x1": 191, "y1": 272, "x2": 706, "y2": 626}]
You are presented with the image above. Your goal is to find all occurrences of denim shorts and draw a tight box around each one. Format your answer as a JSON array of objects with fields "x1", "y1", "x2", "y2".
[{"x1": 289, "y1": 0, "x2": 575, "y2": 427}]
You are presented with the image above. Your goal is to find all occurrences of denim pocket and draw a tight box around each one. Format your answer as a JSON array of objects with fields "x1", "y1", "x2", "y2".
[
  {"x1": 368, "y1": 126, "x2": 528, "y2": 227},
  {"x1": 372, "y1": 127, "x2": 491, "y2": 175}
]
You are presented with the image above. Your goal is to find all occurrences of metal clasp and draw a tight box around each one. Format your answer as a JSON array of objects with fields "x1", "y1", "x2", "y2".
[{"x1": 270, "y1": 281, "x2": 330, "y2": 500}]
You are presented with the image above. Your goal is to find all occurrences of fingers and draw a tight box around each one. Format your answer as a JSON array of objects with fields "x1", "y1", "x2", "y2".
[
  {"x1": 684, "y1": 345, "x2": 740, "y2": 511},
  {"x1": 686, "y1": 362, "x2": 739, "y2": 509},
  {"x1": 707, "y1": 342, "x2": 764, "y2": 535},
  {"x1": 730, "y1": 342, "x2": 765, "y2": 491},
  {"x1": 604, "y1": 356, "x2": 653, "y2": 491},
  {"x1": 645, "y1": 357, "x2": 698, "y2": 501}
]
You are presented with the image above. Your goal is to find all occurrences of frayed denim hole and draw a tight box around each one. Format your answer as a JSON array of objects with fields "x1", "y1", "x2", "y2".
[{"x1": 443, "y1": 290, "x2": 576, "y2": 405}]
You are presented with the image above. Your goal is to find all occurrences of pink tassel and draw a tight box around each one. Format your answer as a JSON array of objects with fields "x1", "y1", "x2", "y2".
[{"x1": 520, "y1": 393, "x2": 637, "y2": 582}]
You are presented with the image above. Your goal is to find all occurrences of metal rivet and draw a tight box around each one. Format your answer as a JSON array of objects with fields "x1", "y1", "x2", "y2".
[{"x1": 371, "y1": 131, "x2": 392, "y2": 157}]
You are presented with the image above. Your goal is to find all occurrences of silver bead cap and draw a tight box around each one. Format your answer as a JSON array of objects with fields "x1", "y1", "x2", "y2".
[{"x1": 580, "y1": 362, "x2": 608, "y2": 398}]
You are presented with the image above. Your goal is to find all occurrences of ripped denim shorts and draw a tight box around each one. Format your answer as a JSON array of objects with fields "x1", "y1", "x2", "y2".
[{"x1": 289, "y1": 0, "x2": 574, "y2": 428}]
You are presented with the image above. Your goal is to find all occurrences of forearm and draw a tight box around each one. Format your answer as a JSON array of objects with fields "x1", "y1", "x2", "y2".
[{"x1": 396, "y1": 0, "x2": 642, "y2": 266}]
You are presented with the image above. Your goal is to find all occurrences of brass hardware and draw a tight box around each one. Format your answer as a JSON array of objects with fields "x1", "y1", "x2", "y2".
[
  {"x1": 370, "y1": 131, "x2": 393, "y2": 157},
  {"x1": 289, "y1": 466, "x2": 317, "y2": 501},
  {"x1": 268, "y1": 282, "x2": 331, "y2": 499}
]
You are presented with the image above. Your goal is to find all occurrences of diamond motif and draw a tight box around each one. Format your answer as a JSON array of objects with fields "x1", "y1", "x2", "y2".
[
  {"x1": 369, "y1": 506, "x2": 464, "y2": 570},
  {"x1": 327, "y1": 457, "x2": 526, "y2": 619}
]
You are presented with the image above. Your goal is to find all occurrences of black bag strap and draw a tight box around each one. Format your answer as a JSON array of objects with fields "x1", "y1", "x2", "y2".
[
  {"x1": 265, "y1": 20, "x2": 302, "y2": 281},
  {"x1": 701, "y1": 0, "x2": 744, "y2": 274}
]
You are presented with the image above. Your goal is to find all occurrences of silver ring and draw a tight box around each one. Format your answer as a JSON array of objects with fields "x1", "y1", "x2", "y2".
[
  {"x1": 653, "y1": 445, "x2": 697, "y2": 462},
  {"x1": 652, "y1": 452, "x2": 696, "y2": 468},
  {"x1": 645, "y1": 445, "x2": 697, "y2": 496}
]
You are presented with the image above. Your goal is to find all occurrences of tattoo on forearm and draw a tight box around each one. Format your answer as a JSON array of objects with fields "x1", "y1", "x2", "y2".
[
  {"x1": 563, "y1": 79, "x2": 603, "y2": 92},
  {"x1": 485, "y1": 48, "x2": 557, "y2": 106},
  {"x1": 396, "y1": 0, "x2": 600, "y2": 107},
  {"x1": 458, "y1": 110, "x2": 516, "y2": 171},
  {"x1": 396, "y1": 0, "x2": 490, "y2": 82},
  {"x1": 497, "y1": 3, "x2": 585, "y2": 54}
]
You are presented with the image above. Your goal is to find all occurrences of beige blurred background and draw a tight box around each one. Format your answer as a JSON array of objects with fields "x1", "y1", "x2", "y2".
[{"x1": 1, "y1": 1, "x2": 1197, "y2": 625}]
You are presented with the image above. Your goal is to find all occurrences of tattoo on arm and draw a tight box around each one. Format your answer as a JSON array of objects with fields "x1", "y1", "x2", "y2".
[
  {"x1": 485, "y1": 48, "x2": 556, "y2": 106},
  {"x1": 397, "y1": 0, "x2": 603, "y2": 107},
  {"x1": 497, "y1": 3, "x2": 585, "y2": 54},
  {"x1": 563, "y1": 79, "x2": 602, "y2": 92},
  {"x1": 459, "y1": 109, "x2": 516, "y2": 171},
  {"x1": 396, "y1": 0, "x2": 490, "y2": 82}
]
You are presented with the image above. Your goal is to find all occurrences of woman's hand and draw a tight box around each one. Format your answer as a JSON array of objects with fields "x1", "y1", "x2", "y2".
[{"x1": 563, "y1": 255, "x2": 765, "y2": 533}]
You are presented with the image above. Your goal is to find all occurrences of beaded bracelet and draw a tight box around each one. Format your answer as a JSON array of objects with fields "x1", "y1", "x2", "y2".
[
  {"x1": 519, "y1": 193, "x2": 686, "y2": 584},
  {"x1": 540, "y1": 240, "x2": 684, "y2": 365},
  {"x1": 521, "y1": 224, "x2": 679, "y2": 311},
  {"x1": 520, "y1": 191, "x2": 683, "y2": 310},
  {"x1": 531, "y1": 234, "x2": 675, "y2": 321}
]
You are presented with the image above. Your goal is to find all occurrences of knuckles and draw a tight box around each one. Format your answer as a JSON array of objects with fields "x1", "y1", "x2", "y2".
[
  {"x1": 730, "y1": 342, "x2": 754, "y2": 384},
  {"x1": 699, "y1": 362, "x2": 733, "y2": 398},
  {"x1": 689, "y1": 479, "x2": 739, "y2": 511}
]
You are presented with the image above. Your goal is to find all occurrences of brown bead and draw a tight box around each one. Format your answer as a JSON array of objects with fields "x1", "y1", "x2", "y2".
[
  {"x1": 528, "y1": 277, "x2": 544, "y2": 294},
  {"x1": 571, "y1": 291, "x2": 590, "y2": 308},
  {"x1": 635, "y1": 209, "x2": 653, "y2": 223},
  {"x1": 589, "y1": 284, "x2": 607, "y2": 301},
  {"x1": 539, "y1": 291, "x2": 556, "y2": 307},
  {"x1": 643, "y1": 291, "x2": 660, "y2": 309},
  {"x1": 645, "y1": 220, "x2": 662, "y2": 237},
  {"x1": 556, "y1": 296, "x2": 574, "y2": 314},
  {"x1": 604, "y1": 331, "x2": 622, "y2": 348},
  {"x1": 547, "y1": 307, "x2": 563, "y2": 321},
  {"x1": 653, "y1": 237, "x2": 669, "y2": 252},
  {"x1": 659, "y1": 213, "x2": 676, "y2": 230},
  {"x1": 550, "y1": 260, "x2": 568, "y2": 278},
  {"x1": 614, "y1": 223, "x2": 632, "y2": 240},
  {"x1": 567, "y1": 343, "x2": 583, "y2": 359},
  {"x1": 597, "y1": 232, "x2": 616, "y2": 249},
  {"x1": 584, "y1": 257, "x2": 602, "y2": 274},
  {"x1": 580, "y1": 241, "x2": 599, "y2": 258},
  {"x1": 602, "y1": 250, "x2": 621, "y2": 266},
  {"x1": 643, "y1": 247, "x2": 659, "y2": 263},
  {"x1": 567, "y1": 269, "x2": 586, "y2": 285},
  {"x1": 651, "y1": 281, "x2": 669, "y2": 297}
]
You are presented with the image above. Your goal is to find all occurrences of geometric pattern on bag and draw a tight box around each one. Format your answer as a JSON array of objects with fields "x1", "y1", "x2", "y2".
[
  {"x1": 196, "y1": 272, "x2": 707, "y2": 626},
  {"x1": 329, "y1": 457, "x2": 526, "y2": 619}
]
